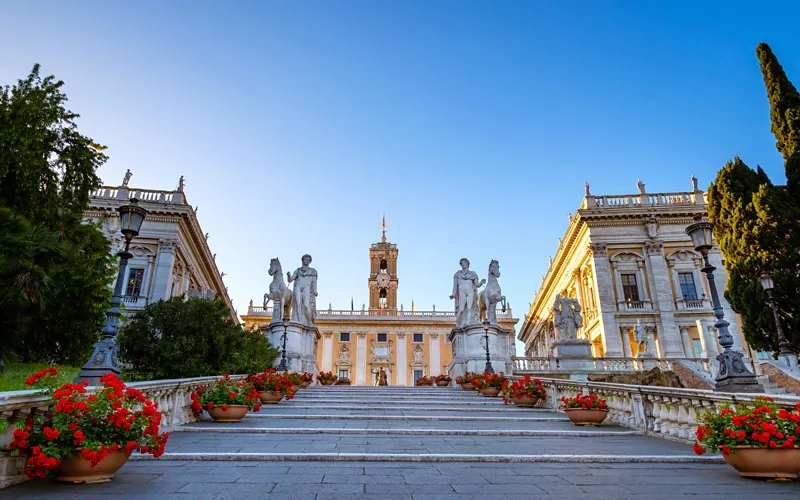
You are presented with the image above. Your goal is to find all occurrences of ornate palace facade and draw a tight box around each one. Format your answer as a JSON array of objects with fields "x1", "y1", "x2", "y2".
[
  {"x1": 85, "y1": 177, "x2": 237, "y2": 323},
  {"x1": 518, "y1": 178, "x2": 753, "y2": 364},
  {"x1": 241, "y1": 230, "x2": 519, "y2": 386}
]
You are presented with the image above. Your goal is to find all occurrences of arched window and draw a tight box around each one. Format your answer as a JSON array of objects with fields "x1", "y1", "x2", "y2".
[
  {"x1": 379, "y1": 288, "x2": 387, "y2": 309},
  {"x1": 380, "y1": 259, "x2": 388, "y2": 273}
]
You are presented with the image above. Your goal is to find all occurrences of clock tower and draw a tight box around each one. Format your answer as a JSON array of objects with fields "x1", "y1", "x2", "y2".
[{"x1": 369, "y1": 217, "x2": 399, "y2": 313}]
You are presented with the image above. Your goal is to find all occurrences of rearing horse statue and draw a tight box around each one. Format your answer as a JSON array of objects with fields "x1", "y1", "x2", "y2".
[
  {"x1": 479, "y1": 259, "x2": 506, "y2": 325},
  {"x1": 263, "y1": 258, "x2": 293, "y2": 322}
]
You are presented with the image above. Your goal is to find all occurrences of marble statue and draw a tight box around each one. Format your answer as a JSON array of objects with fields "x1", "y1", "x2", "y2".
[
  {"x1": 478, "y1": 260, "x2": 506, "y2": 325},
  {"x1": 376, "y1": 367, "x2": 388, "y2": 386},
  {"x1": 450, "y1": 258, "x2": 485, "y2": 327},
  {"x1": 691, "y1": 175, "x2": 699, "y2": 192},
  {"x1": 634, "y1": 320, "x2": 649, "y2": 354},
  {"x1": 122, "y1": 169, "x2": 132, "y2": 187},
  {"x1": 637, "y1": 179, "x2": 646, "y2": 194},
  {"x1": 412, "y1": 344, "x2": 424, "y2": 362},
  {"x1": 339, "y1": 344, "x2": 350, "y2": 362},
  {"x1": 584, "y1": 181, "x2": 591, "y2": 196},
  {"x1": 553, "y1": 294, "x2": 583, "y2": 341},
  {"x1": 263, "y1": 258, "x2": 292, "y2": 322},
  {"x1": 288, "y1": 254, "x2": 318, "y2": 326},
  {"x1": 177, "y1": 175, "x2": 185, "y2": 192}
]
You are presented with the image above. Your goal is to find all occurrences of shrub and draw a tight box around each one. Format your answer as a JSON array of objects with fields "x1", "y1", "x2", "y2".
[
  {"x1": 336, "y1": 377, "x2": 352, "y2": 385},
  {"x1": 455, "y1": 372, "x2": 475, "y2": 385},
  {"x1": 559, "y1": 393, "x2": 607, "y2": 410},
  {"x1": 118, "y1": 297, "x2": 278, "y2": 379},
  {"x1": 317, "y1": 371, "x2": 337, "y2": 383},
  {"x1": 502, "y1": 375, "x2": 546, "y2": 404},
  {"x1": 415, "y1": 375, "x2": 432, "y2": 386},
  {"x1": 246, "y1": 370, "x2": 294, "y2": 399},
  {"x1": 432, "y1": 374, "x2": 451, "y2": 383},
  {"x1": 474, "y1": 372, "x2": 507, "y2": 389},
  {"x1": 190, "y1": 375, "x2": 263, "y2": 416}
]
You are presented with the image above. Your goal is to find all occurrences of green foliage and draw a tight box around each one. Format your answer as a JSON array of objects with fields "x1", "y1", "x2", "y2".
[
  {"x1": 0, "y1": 65, "x2": 115, "y2": 367},
  {"x1": 0, "y1": 64, "x2": 106, "y2": 222},
  {"x1": 707, "y1": 44, "x2": 800, "y2": 354},
  {"x1": 0, "y1": 363, "x2": 80, "y2": 392},
  {"x1": 118, "y1": 297, "x2": 279, "y2": 379}
]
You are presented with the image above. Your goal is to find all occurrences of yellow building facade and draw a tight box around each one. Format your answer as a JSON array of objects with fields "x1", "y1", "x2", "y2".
[{"x1": 242, "y1": 231, "x2": 518, "y2": 386}]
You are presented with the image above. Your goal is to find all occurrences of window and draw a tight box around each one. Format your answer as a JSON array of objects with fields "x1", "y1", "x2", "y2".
[
  {"x1": 678, "y1": 273, "x2": 698, "y2": 301},
  {"x1": 691, "y1": 339, "x2": 703, "y2": 358},
  {"x1": 379, "y1": 288, "x2": 387, "y2": 309},
  {"x1": 339, "y1": 332, "x2": 350, "y2": 342},
  {"x1": 377, "y1": 333, "x2": 387, "y2": 342},
  {"x1": 126, "y1": 268, "x2": 145, "y2": 296},
  {"x1": 380, "y1": 259, "x2": 388, "y2": 272},
  {"x1": 413, "y1": 333, "x2": 424, "y2": 343},
  {"x1": 338, "y1": 369, "x2": 349, "y2": 379},
  {"x1": 620, "y1": 273, "x2": 639, "y2": 302},
  {"x1": 413, "y1": 370, "x2": 424, "y2": 381}
]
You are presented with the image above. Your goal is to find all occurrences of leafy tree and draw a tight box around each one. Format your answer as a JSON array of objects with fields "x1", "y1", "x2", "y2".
[
  {"x1": 0, "y1": 65, "x2": 114, "y2": 367},
  {"x1": 118, "y1": 297, "x2": 279, "y2": 379},
  {"x1": 707, "y1": 44, "x2": 800, "y2": 353}
]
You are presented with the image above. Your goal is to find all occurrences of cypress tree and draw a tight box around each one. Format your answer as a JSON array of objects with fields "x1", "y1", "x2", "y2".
[{"x1": 757, "y1": 43, "x2": 800, "y2": 195}]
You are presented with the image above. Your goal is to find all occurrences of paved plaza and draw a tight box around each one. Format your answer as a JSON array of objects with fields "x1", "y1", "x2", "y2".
[{"x1": 6, "y1": 386, "x2": 799, "y2": 499}]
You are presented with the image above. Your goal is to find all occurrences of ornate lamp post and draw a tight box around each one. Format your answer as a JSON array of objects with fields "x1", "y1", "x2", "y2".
[
  {"x1": 685, "y1": 216, "x2": 762, "y2": 392},
  {"x1": 482, "y1": 319, "x2": 494, "y2": 374},
  {"x1": 277, "y1": 318, "x2": 289, "y2": 372},
  {"x1": 76, "y1": 199, "x2": 147, "y2": 385},
  {"x1": 759, "y1": 273, "x2": 798, "y2": 372}
]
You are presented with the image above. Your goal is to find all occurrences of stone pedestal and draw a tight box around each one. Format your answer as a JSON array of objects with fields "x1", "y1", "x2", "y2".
[
  {"x1": 636, "y1": 350, "x2": 658, "y2": 371},
  {"x1": 551, "y1": 339, "x2": 595, "y2": 379},
  {"x1": 448, "y1": 323, "x2": 514, "y2": 380},
  {"x1": 262, "y1": 321, "x2": 320, "y2": 374}
]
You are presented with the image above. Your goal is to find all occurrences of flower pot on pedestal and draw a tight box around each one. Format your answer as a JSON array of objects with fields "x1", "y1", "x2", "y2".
[
  {"x1": 564, "y1": 408, "x2": 608, "y2": 426},
  {"x1": 510, "y1": 395, "x2": 539, "y2": 408},
  {"x1": 258, "y1": 392, "x2": 284, "y2": 404},
  {"x1": 480, "y1": 387, "x2": 500, "y2": 397},
  {"x1": 723, "y1": 447, "x2": 800, "y2": 479},
  {"x1": 53, "y1": 451, "x2": 131, "y2": 484},
  {"x1": 207, "y1": 405, "x2": 250, "y2": 423},
  {"x1": 460, "y1": 383, "x2": 474, "y2": 390}
]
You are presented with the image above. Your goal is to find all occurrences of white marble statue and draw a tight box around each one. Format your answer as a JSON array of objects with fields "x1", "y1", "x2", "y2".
[
  {"x1": 263, "y1": 258, "x2": 293, "y2": 322},
  {"x1": 288, "y1": 254, "x2": 318, "y2": 326},
  {"x1": 449, "y1": 258, "x2": 486, "y2": 327},
  {"x1": 478, "y1": 259, "x2": 506, "y2": 325},
  {"x1": 634, "y1": 320, "x2": 649, "y2": 354},
  {"x1": 553, "y1": 294, "x2": 583, "y2": 341},
  {"x1": 122, "y1": 169, "x2": 132, "y2": 187}
]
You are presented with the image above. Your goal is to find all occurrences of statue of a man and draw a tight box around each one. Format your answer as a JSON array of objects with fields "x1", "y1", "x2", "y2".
[
  {"x1": 553, "y1": 294, "x2": 583, "y2": 340},
  {"x1": 288, "y1": 254, "x2": 318, "y2": 326},
  {"x1": 634, "y1": 320, "x2": 648, "y2": 354},
  {"x1": 122, "y1": 169, "x2": 132, "y2": 187},
  {"x1": 450, "y1": 258, "x2": 485, "y2": 327}
]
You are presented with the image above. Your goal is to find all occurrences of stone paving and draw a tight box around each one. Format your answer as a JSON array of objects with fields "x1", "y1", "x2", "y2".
[{"x1": 5, "y1": 386, "x2": 799, "y2": 499}]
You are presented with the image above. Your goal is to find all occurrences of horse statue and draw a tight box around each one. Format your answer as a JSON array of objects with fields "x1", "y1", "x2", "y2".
[
  {"x1": 263, "y1": 258, "x2": 293, "y2": 322},
  {"x1": 478, "y1": 259, "x2": 506, "y2": 324}
]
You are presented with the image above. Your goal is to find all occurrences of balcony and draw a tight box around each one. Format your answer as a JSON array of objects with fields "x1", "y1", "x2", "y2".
[
  {"x1": 618, "y1": 300, "x2": 652, "y2": 311},
  {"x1": 121, "y1": 295, "x2": 148, "y2": 309},
  {"x1": 676, "y1": 298, "x2": 710, "y2": 311}
]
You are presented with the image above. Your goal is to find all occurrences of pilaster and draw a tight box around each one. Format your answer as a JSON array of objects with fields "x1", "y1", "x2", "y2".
[
  {"x1": 588, "y1": 243, "x2": 623, "y2": 356},
  {"x1": 644, "y1": 241, "x2": 684, "y2": 357}
]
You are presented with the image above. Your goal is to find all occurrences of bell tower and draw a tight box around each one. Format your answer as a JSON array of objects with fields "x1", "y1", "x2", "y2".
[{"x1": 368, "y1": 217, "x2": 398, "y2": 313}]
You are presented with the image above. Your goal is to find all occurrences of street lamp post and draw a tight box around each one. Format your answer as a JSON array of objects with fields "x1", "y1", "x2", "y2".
[
  {"x1": 482, "y1": 319, "x2": 494, "y2": 374},
  {"x1": 685, "y1": 216, "x2": 762, "y2": 392},
  {"x1": 76, "y1": 199, "x2": 147, "y2": 385},
  {"x1": 759, "y1": 273, "x2": 798, "y2": 372},
  {"x1": 277, "y1": 318, "x2": 289, "y2": 372}
]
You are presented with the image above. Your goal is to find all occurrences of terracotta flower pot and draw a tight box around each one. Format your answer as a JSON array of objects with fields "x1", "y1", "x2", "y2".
[
  {"x1": 207, "y1": 404, "x2": 250, "y2": 422},
  {"x1": 480, "y1": 387, "x2": 500, "y2": 397},
  {"x1": 291, "y1": 384, "x2": 301, "y2": 393},
  {"x1": 301, "y1": 381, "x2": 311, "y2": 388},
  {"x1": 435, "y1": 380, "x2": 450, "y2": 387},
  {"x1": 723, "y1": 447, "x2": 800, "y2": 479},
  {"x1": 337, "y1": 381, "x2": 351, "y2": 385},
  {"x1": 460, "y1": 383, "x2": 474, "y2": 391},
  {"x1": 53, "y1": 451, "x2": 131, "y2": 484},
  {"x1": 321, "y1": 379, "x2": 335, "y2": 386},
  {"x1": 564, "y1": 408, "x2": 608, "y2": 426},
  {"x1": 258, "y1": 391, "x2": 284, "y2": 404},
  {"x1": 510, "y1": 395, "x2": 539, "y2": 408}
]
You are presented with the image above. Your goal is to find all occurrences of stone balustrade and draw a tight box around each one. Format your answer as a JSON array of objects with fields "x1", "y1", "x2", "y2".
[
  {"x1": 584, "y1": 191, "x2": 707, "y2": 209},
  {"x1": 511, "y1": 356, "x2": 711, "y2": 375},
  {"x1": 247, "y1": 305, "x2": 513, "y2": 320},
  {"x1": 534, "y1": 377, "x2": 800, "y2": 443},
  {"x1": 90, "y1": 186, "x2": 186, "y2": 205}
]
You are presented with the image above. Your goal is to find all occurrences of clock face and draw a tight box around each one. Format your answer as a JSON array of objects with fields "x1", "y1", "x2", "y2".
[{"x1": 376, "y1": 273, "x2": 390, "y2": 287}]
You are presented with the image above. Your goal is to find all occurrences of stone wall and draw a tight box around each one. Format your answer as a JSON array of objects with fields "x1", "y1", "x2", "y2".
[{"x1": 760, "y1": 362, "x2": 800, "y2": 395}]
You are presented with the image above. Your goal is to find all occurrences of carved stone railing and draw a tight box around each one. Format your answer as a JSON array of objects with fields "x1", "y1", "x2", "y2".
[
  {"x1": 90, "y1": 186, "x2": 186, "y2": 205},
  {"x1": 534, "y1": 378, "x2": 800, "y2": 443},
  {"x1": 585, "y1": 191, "x2": 707, "y2": 210},
  {"x1": 247, "y1": 306, "x2": 513, "y2": 320},
  {"x1": 0, "y1": 375, "x2": 244, "y2": 488},
  {"x1": 511, "y1": 356, "x2": 711, "y2": 375}
]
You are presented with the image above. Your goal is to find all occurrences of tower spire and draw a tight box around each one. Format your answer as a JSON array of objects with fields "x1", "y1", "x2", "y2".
[{"x1": 381, "y1": 215, "x2": 387, "y2": 243}]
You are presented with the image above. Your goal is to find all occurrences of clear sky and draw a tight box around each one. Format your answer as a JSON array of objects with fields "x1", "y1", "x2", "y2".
[{"x1": 3, "y1": 1, "x2": 799, "y2": 344}]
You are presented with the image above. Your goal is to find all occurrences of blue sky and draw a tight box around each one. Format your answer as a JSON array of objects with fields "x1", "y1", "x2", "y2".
[{"x1": 3, "y1": 1, "x2": 799, "y2": 336}]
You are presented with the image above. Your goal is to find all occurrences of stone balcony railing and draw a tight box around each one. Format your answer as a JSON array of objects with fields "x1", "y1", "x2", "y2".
[
  {"x1": 583, "y1": 191, "x2": 707, "y2": 210},
  {"x1": 534, "y1": 377, "x2": 800, "y2": 444},
  {"x1": 90, "y1": 186, "x2": 186, "y2": 205},
  {"x1": 511, "y1": 356, "x2": 711, "y2": 374},
  {"x1": 246, "y1": 306, "x2": 514, "y2": 321}
]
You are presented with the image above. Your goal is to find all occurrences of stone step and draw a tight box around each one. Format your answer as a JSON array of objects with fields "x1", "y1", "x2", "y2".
[
  {"x1": 130, "y1": 452, "x2": 723, "y2": 464},
  {"x1": 174, "y1": 426, "x2": 642, "y2": 437},
  {"x1": 286, "y1": 398, "x2": 508, "y2": 405},
  {"x1": 245, "y1": 413, "x2": 569, "y2": 422},
  {"x1": 270, "y1": 405, "x2": 531, "y2": 412},
  {"x1": 293, "y1": 394, "x2": 489, "y2": 401}
]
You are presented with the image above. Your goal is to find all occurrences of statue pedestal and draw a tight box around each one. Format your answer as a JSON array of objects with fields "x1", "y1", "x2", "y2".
[
  {"x1": 636, "y1": 350, "x2": 658, "y2": 371},
  {"x1": 262, "y1": 321, "x2": 320, "y2": 374},
  {"x1": 552, "y1": 339, "x2": 595, "y2": 380},
  {"x1": 447, "y1": 323, "x2": 514, "y2": 380}
]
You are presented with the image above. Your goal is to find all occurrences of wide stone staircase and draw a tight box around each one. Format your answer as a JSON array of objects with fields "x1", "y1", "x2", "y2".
[{"x1": 8, "y1": 385, "x2": 798, "y2": 499}]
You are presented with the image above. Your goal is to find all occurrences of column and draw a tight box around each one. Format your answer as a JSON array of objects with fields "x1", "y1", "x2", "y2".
[
  {"x1": 679, "y1": 326, "x2": 693, "y2": 358},
  {"x1": 149, "y1": 239, "x2": 178, "y2": 302},
  {"x1": 644, "y1": 242, "x2": 684, "y2": 357},
  {"x1": 397, "y1": 333, "x2": 407, "y2": 386},
  {"x1": 620, "y1": 327, "x2": 632, "y2": 357},
  {"x1": 696, "y1": 319, "x2": 719, "y2": 358},
  {"x1": 429, "y1": 332, "x2": 441, "y2": 376},
  {"x1": 141, "y1": 255, "x2": 155, "y2": 302},
  {"x1": 321, "y1": 333, "x2": 333, "y2": 372},
  {"x1": 589, "y1": 243, "x2": 623, "y2": 356},
  {"x1": 356, "y1": 333, "x2": 367, "y2": 386}
]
